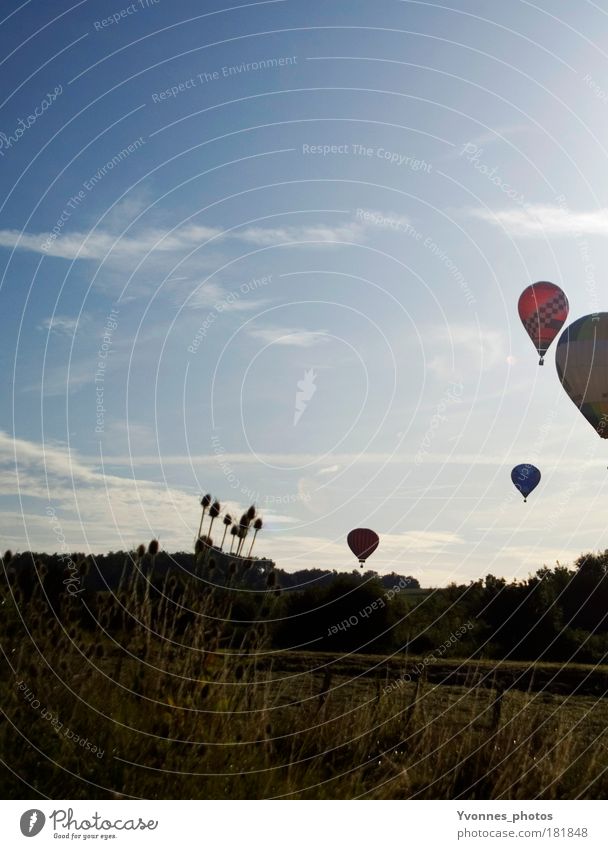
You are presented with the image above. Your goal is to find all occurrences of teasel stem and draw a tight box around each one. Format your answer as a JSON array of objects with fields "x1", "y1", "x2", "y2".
[
  {"x1": 207, "y1": 500, "x2": 221, "y2": 540},
  {"x1": 195, "y1": 535, "x2": 213, "y2": 570},
  {"x1": 147, "y1": 539, "x2": 160, "y2": 577},
  {"x1": 196, "y1": 494, "x2": 212, "y2": 544},
  {"x1": 248, "y1": 517, "x2": 263, "y2": 557},
  {"x1": 220, "y1": 514, "x2": 232, "y2": 551},
  {"x1": 236, "y1": 513, "x2": 250, "y2": 557},
  {"x1": 134, "y1": 543, "x2": 146, "y2": 595}
]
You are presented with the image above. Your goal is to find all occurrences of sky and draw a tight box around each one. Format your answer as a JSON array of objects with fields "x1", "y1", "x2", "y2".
[{"x1": 2, "y1": 0, "x2": 608, "y2": 585}]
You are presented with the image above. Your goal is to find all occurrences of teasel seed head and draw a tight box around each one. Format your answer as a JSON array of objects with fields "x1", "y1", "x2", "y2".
[
  {"x1": 246, "y1": 504, "x2": 256, "y2": 521},
  {"x1": 3, "y1": 549, "x2": 13, "y2": 565},
  {"x1": 201, "y1": 493, "x2": 212, "y2": 509},
  {"x1": 136, "y1": 544, "x2": 146, "y2": 560},
  {"x1": 196, "y1": 534, "x2": 213, "y2": 554},
  {"x1": 148, "y1": 539, "x2": 160, "y2": 557}
]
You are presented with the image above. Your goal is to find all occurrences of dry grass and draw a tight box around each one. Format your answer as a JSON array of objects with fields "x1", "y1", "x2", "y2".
[{"x1": 2, "y1": 556, "x2": 608, "y2": 799}]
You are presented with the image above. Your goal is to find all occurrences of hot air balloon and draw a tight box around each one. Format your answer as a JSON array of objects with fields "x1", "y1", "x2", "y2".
[
  {"x1": 511, "y1": 464, "x2": 541, "y2": 502},
  {"x1": 518, "y1": 282, "x2": 569, "y2": 365},
  {"x1": 347, "y1": 528, "x2": 379, "y2": 566},
  {"x1": 555, "y1": 312, "x2": 608, "y2": 440}
]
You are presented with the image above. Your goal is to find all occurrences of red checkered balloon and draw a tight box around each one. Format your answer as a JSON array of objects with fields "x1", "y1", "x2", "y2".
[{"x1": 518, "y1": 281, "x2": 569, "y2": 365}]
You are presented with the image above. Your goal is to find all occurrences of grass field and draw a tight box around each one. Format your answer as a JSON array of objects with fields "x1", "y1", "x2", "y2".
[{"x1": 2, "y1": 560, "x2": 608, "y2": 799}]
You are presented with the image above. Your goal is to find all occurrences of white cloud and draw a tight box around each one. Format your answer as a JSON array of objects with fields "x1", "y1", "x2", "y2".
[
  {"x1": 0, "y1": 429, "x2": 594, "y2": 580},
  {"x1": 172, "y1": 279, "x2": 269, "y2": 312},
  {"x1": 317, "y1": 464, "x2": 340, "y2": 475},
  {"x1": 0, "y1": 220, "x2": 368, "y2": 263},
  {"x1": 237, "y1": 222, "x2": 364, "y2": 245},
  {"x1": 38, "y1": 315, "x2": 88, "y2": 337},
  {"x1": 380, "y1": 530, "x2": 466, "y2": 553},
  {"x1": 426, "y1": 323, "x2": 505, "y2": 379},
  {"x1": 354, "y1": 209, "x2": 413, "y2": 233},
  {"x1": 0, "y1": 430, "x2": 293, "y2": 553},
  {"x1": 247, "y1": 326, "x2": 330, "y2": 347},
  {"x1": 467, "y1": 204, "x2": 608, "y2": 236},
  {"x1": 264, "y1": 530, "x2": 466, "y2": 573},
  {"x1": 78, "y1": 449, "x2": 580, "y2": 469},
  {"x1": 0, "y1": 224, "x2": 222, "y2": 261}
]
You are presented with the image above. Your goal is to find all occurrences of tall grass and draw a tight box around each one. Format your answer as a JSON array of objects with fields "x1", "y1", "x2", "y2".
[{"x1": 1, "y1": 550, "x2": 607, "y2": 799}]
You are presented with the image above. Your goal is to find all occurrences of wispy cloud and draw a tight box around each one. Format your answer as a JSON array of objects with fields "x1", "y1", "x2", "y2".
[
  {"x1": 165, "y1": 278, "x2": 266, "y2": 312},
  {"x1": 0, "y1": 224, "x2": 222, "y2": 261},
  {"x1": 78, "y1": 450, "x2": 546, "y2": 469},
  {"x1": 0, "y1": 430, "x2": 293, "y2": 552},
  {"x1": 426, "y1": 323, "x2": 505, "y2": 379},
  {"x1": 0, "y1": 220, "x2": 368, "y2": 263},
  {"x1": 237, "y1": 223, "x2": 364, "y2": 245},
  {"x1": 38, "y1": 315, "x2": 88, "y2": 337},
  {"x1": 248, "y1": 326, "x2": 329, "y2": 347},
  {"x1": 467, "y1": 204, "x2": 608, "y2": 236},
  {"x1": 380, "y1": 530, "x2": 466, "y2": 554}
]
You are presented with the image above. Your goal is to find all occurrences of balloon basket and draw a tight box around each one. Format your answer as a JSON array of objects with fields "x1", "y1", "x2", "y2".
[{"x1": 538, "y1": 357, "x2": 544, "y2": 366}]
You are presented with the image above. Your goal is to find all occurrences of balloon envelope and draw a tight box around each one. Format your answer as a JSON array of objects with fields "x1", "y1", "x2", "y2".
[
  {"x1": 518, "y1": 282, "x2": 569, "y2": 364},
  {"x1": 511, "y1": 464, "x2": 541, "y2": 501},
  {"x1": 556, "y1": 312, "x2": 608, "y2": 439},
  {"x1": 347, "y1": 528, "x2": 379, "y2": 565}
]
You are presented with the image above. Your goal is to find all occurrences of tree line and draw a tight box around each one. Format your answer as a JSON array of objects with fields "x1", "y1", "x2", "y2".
[{"x1": 4, "y1": 547, "x2": 608, "y2": 663}]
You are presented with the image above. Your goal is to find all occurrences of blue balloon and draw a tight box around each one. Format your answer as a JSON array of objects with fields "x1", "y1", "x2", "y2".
[{"x1": 511, "y1": 464, "x2": 541, "y2": 502}]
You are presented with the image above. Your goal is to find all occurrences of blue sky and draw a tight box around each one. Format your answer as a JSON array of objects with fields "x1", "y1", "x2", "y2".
[{"x1": 3, "y1": 0, "x2": 608, "y2": 584}]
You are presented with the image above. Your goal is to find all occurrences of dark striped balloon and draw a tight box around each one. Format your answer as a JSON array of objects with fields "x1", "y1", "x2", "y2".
[
  {"x1": 555, "y1": 313, "x2": 608, "y2": 440},
  {"x1": 347, "y1": 528, "x2": 380, "y2": 566}
]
